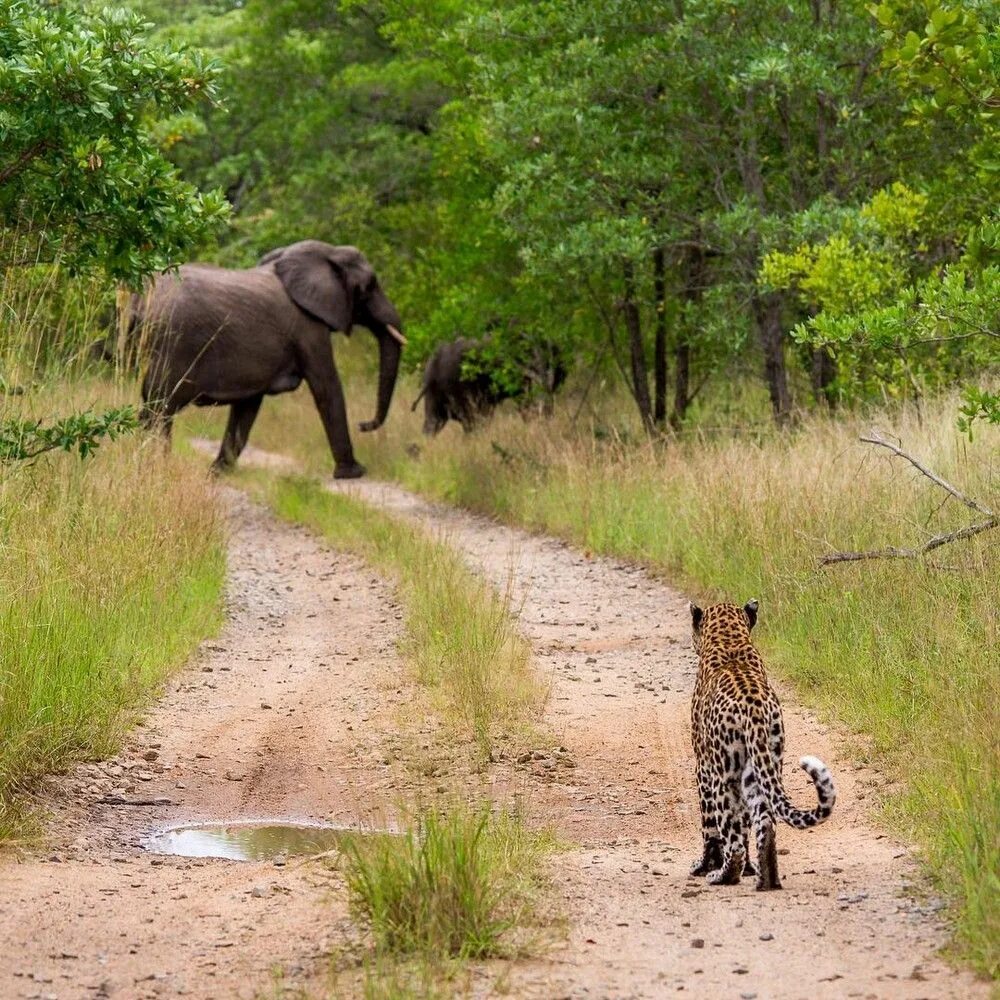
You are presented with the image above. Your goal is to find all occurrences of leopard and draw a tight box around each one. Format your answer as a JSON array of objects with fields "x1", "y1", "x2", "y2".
[{"x1": 688, "y1": 599, "x2": 836, "y2": 890}]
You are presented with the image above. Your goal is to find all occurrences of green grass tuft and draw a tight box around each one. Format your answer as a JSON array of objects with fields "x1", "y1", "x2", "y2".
[
  {"x1": 0, "y1": 386, "x2": 225, "y2": 840},
  {"x1": 342, "y1": 805, "x2": 548, "y2": 961}
]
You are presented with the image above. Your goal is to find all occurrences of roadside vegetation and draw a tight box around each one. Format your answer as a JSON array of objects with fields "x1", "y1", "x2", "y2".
[
  {"x1": 243, "y1": 471, "x2": 544, "y2": 763},
  {"x1": 0, "y1": 380, "x2": 225, "y2": 841},
  {"x1": 0, "y1": 2, "x2": 230, "y2": 840}
]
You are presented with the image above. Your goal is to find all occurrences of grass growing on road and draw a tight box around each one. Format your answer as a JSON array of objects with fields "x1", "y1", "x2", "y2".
[
  {"x1": 342, "y1": 805, "x2": 548, "y2": 961},
  {"x1": 0, "y1": 383, "x2": 225, "y2": 840},
  {"x1": 246, "y1": 473, "x2": 543, "y2": 760}
]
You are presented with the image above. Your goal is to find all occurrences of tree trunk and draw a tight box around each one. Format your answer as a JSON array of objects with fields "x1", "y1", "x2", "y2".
[
  {"x1": 622, "y1": 259, "x2": 654, "y2": 432},
  {"x1": 670, "y1": 241, "x2": 708, "y2": 430},
  {"x1": 737, "y1": 90, "x2": 793, "y2": 426},
  {"x1": 652, "y1": 246, "x2": 668, "y2": 426},
  {"x1": 810, "y1": 346, "x2": 836, "y2": 410},
  {"x1": 670, "y1": 336, "x2": 690, "y2": 431},
  {"x1": 752, "y1": 292, "x2": 792, "y2": 424}
]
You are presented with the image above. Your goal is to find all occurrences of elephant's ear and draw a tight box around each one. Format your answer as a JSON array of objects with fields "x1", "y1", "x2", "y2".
[
  {"x1": 271, "y1": 242, "x2": 353, "y2": 333},
  {"x1": 257, "y1": 246, "x2": 287, "y2": 267}
]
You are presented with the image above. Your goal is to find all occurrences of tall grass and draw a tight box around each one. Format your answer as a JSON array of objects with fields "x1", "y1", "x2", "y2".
[
  {"x1": 190, "y1": 352, "x2": 997, "y2": 976},
  {"x1": 244, "y1": 474, "x2": 543, "y2": 760},
  {"x1": 0, "y1": 262, "x2": 225, "y2": 840}
]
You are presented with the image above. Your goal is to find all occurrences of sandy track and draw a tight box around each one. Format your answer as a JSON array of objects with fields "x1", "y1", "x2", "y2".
[
  {"x1": 0, "y1": 439, "x2": 988, "y2": 1000},
  {"x1": 0, "y1": 489, "x2": 415, "y2": 1000},
  {"x1": 328, "y1": 474, "x2": 987, "y2": 1000}
]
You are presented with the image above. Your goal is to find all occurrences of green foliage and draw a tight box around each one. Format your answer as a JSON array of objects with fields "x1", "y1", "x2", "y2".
[
  {"x1": 130, "y1": 0, "x2": 996, "y2": 417},
  {"x1": 957, "y1": 386, "x2": 1000, "y2": 438},
  {"x1": 0, "y1": 0, "x2": 229, "y2": 281},
  {"x1": 341, "y1": 805, "x2": 547, "y2": 959},
  {"x1": 0, "y1": 405, "x2": 137, "y2": 462}
]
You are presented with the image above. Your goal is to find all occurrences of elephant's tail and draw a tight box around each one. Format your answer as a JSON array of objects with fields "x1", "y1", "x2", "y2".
[{"x1": 410, "y1": 386, "x2": 427, "y2": 412}]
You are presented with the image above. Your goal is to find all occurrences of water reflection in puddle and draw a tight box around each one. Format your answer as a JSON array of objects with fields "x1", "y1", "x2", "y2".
[{"x1": 144, "y1": 821, "x2": 380, "y2": 861}]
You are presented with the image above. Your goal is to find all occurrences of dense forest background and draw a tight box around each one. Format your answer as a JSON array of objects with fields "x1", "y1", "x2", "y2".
[
  {"x1": 2, "y1": 0, "x2": 998, "y2": 429},
  {"x1": 132, "y1": 0, "x2": 1000, "y2": 430}
]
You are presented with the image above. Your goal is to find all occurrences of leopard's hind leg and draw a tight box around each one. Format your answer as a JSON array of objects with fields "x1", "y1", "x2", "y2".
[
  {"x1": 743, "y1": 760, "x2": 781, "y2": 890},
  {"x1": 739, "y1": 797, "x2": 757, "y2": 877},
  {"x1": 707, "y1": 779, "x2": 745, "y2": 886},
  {"x1": 691, "y1": 760, "x2": 724, "y2": 875}
]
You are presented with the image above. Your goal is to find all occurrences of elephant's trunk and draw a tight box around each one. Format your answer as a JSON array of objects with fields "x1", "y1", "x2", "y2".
[{"x1": 367, "y1": 328, "x2": 402, "y2": 430}]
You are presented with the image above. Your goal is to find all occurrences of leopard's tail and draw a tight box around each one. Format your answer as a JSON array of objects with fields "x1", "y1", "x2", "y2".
[{"x1": 747, "y1": 732, "x2": 836, "y2": 829}]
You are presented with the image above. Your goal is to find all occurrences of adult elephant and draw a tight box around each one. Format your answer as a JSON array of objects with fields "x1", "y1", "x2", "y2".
[
  {"x1": 412, "y1": 336, "x2": 566, "y2": 436},
  {"x1": 133, "y1": 240, "x2": 405, "y2": 478}
]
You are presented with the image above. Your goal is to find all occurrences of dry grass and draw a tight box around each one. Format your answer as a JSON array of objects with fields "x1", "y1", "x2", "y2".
[{"x1": 179, "y1": 340, "x2": 998, "y2": 975}]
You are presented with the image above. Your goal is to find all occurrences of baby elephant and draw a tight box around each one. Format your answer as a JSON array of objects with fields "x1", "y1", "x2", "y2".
[{"x1": 412, "y1": 336, "x2": 565, "y2": 435}]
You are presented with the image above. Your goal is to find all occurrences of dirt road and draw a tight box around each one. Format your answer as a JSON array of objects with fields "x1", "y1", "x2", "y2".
[
  {"x1": 329, "y1": 475, "x2": 985, "y2": 1000},
  {"x1": 0, "y1": 490, "x2": 417, "y2": 999},
  {"x1": 0, "y1": 450, "x2": 987, "y2": 999}
]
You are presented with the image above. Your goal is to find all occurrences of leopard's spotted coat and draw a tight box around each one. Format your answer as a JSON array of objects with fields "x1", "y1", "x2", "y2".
[{"x1": 689, "y1": 600, "x2": 835, "y2": 890}]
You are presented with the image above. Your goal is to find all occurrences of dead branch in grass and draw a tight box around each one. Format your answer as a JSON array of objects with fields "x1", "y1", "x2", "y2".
[{"x1": 820, "y1": 433, "x2": 997, "y2": 567}]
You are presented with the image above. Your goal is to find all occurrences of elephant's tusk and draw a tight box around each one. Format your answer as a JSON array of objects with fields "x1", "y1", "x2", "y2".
[{"x1": 387, "y1": 324, "x2": 407, "y2": 346}]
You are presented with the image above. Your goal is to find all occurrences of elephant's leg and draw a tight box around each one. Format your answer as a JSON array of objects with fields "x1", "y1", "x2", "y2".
[
  {"x1": 303, "y1": 350, "x2": 365, "y2": 479},
  {"x1": 213, "y1": 394, "x2": 263, "y2": 472}
]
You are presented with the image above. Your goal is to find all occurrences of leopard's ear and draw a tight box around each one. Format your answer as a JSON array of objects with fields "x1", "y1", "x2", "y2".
[
  {"x1": 690, "y1": 603, "x2": 703, "y2": 630},
  {"x1": 744, "y1": 599, "x2": 759, "y2": 629}
]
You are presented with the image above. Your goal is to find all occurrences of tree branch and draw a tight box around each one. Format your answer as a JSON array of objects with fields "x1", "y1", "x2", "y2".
[
  {"x1": 820, "y1": 517, "x2": 997, "y2": 566},
  {"x1": 820, "y1": 433, "x2": 997, "y2": 567},
  {"x1": 859, "y1": 433, "x2": 994, "y2": 516},
  {"x1": 0, "y1": 140, "x2": 49, "y2": 186}
]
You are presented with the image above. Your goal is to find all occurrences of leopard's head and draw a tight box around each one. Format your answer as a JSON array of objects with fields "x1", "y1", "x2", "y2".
[{"x1": 690, "y1": 599, "x2": 758, "y2": 654}]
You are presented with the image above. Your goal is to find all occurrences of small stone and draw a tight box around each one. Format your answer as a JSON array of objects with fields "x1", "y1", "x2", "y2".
[
  {"x1": 251, "y1": 885, "x2": 270, "y2": 899},
  {"x1": 690, "y1": 938, "x2": 705, "y2": 949},
  {"x1": 142, "y1": 750, "x2": 159, "y2": 761},
  {"x1": 651, "y1": 866, "x2": 667, "y2": 876},
  {"x1": 759, "y1": 932, "x2": 774, "y2": 941},
  {"x1": 516, "y1": 752, "x2": 532, "y2": 764},
  {"x1": 261, "y1": 702, "x2": 272, "y2": 710}
]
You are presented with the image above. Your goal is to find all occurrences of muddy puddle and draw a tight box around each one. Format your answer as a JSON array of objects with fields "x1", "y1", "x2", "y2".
[{"x1": 144, "y1": 821, "x2": 382, "y2": 861}]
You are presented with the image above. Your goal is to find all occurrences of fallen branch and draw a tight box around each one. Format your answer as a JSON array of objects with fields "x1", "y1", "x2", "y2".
[{"x1": 820, "y1": 433, "x2": 997, "y2": 567}]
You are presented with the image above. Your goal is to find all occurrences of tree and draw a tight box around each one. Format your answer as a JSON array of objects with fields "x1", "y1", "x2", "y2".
[
  {"x1": 0, "y1": 0, "x2": 229, "y2": 282},
  {"x1": 761, "y1": 1, "x2": 1000, "y2": 415}
]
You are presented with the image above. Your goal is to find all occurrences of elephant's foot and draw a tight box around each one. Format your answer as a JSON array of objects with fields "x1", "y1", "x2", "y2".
[{"x1": 334, "y1": 461, "x2": 367, "y2": 480}]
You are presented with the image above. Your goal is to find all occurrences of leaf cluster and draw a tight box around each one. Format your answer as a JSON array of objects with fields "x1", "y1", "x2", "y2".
[
  {"x1": 0, "y1": 405, "x2": 138, "y2": 462},
  {"x1": 0, "y1": 0, "x2": 229, "y2": 281}
]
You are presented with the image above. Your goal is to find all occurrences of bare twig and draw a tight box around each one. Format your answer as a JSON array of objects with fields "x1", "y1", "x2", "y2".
[
  {"x1": 97, "y1": 795, "x2": 174, "y2": 806},
  {"x1": 820, "y1": 433, "x2": 997, "y2": 567},
  {"x1": 859, "y1": 433, "x2": 994, "y2": 516}
]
